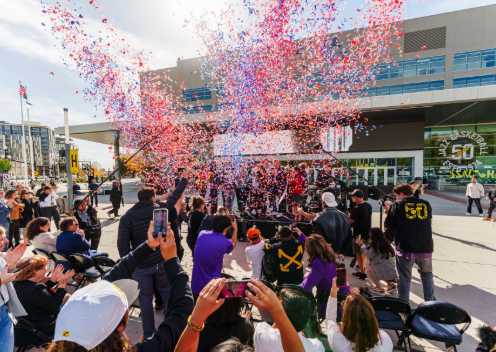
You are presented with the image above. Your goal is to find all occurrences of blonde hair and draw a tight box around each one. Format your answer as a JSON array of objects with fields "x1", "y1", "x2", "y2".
[{"x1": 46, "y1": 328, "x2": 135, "y2": 352}]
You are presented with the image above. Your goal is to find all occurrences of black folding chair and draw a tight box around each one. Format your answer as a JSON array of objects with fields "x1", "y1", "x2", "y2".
[
  {"x1": 317, "y1": 291, "x2": 349, "y2": 324},
  {"x1": 92, "y1": 256, "x2": 117, "y2": 275},
  {"x1": 14, "y1": 317, "x2": 53, "y2": 352},
  {"x1": 369, "y1": 296, "x2": 412, "y2": 351},
  {"x1": 32, "y1": 248, "x2": 54, "y2": 261},
  {"x1": 406, "y1": 301, "x2": 471, "y2": 352},
  {"x1": 70, "y1": 253, "x2": 103, "y2": 288}
]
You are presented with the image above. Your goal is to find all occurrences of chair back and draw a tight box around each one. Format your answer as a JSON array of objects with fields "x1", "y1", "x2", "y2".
[
  {"x1": 409, "y1": 301, "x2": 471, "y2": 329},
  {"x1": 14, "y1": 317, "x2": 53, "y2": 348},
  {"x1": 70, "y1": 253, "x2": 95, "y2": 272},
  {"x1": 370, "y1": 297, "x2": 411, "y2": 315},
  {"x1": 32, "y1": 248, "x2": 54, "y2": 261},
  {"x1": 50, "y1": 252, "x2": 73, "y2": 264},
  {"x1": 318, "y1": 291, "x2": 349, "y2": 305},
  {"x1": 92, "y1": 256, "x2": 116, "y2": 275}
]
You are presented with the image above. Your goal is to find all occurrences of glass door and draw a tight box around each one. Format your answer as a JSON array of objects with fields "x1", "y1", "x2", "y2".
[
  {"x1": 367, "y1": 169, "x2": 375, "y2": 186},
  {"x1": 357, "y1": 169, "x2": 365, "y2": 185},
  {"x1": 377, "y1": 168, "x2": 385, "y2": 185},
  {"x1": 386, "y1": 168, "x2": 395, "y2": 185}
]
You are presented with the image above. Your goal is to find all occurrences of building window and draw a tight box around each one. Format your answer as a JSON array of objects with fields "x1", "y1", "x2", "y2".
[
  {"x1": 454, "y1": 49, "x2": 496, "y2": 71},
  {"x1": 183, "y1": 88, "x2": 212, "y2": 102},
  {"x1": 374, "y1": 55, "x2": 445, "y2": 81},
  {"x1": 453, "y1": 75, "x2": 496, "y2": 89},
  {"x1": 183, "y1": 105, "x2": 213, "y2": 114},
  {"x1": 361, "y1": 80, "x2": 444, "y2": 97}
]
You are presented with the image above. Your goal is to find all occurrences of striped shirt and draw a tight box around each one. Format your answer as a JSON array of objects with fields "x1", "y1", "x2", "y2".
[{"x1": 466, "y1": 182, "x2": 484, "y2": 198}]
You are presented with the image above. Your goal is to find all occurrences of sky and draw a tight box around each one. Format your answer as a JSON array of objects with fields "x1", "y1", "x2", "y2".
[{"x1": 1, "y1": 0, "x2": 496, "y2": 169}]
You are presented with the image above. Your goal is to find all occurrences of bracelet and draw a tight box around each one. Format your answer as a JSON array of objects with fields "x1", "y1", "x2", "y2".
[{"x1": 187, "y1": 315, "x2": 205, "y2": 332}]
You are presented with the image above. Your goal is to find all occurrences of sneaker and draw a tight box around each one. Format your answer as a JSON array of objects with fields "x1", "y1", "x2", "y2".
[
  {"x1": 370, "y1": 286, "x2": 386, "y2": 296},
  {"x1": 492, "y1": 219, "x2": 496, "y2": 222},
  {"x1": 386, "y1": 284, "x2": 397, "y2": 293},
  {"x1": 483, "y1": 217, "x2": 492, "y2": 221},
  {"x1": 465, "y1": 213, "x2": 471, "y2": 216},
  {"x1": 352, "y1": 272, "x2": 368, "y2": 280},
  {"x1": 154, "y1": 304, "x2": 165, "y2": 312},
  {"x1": 479, "y1": 214, "x2": 484, "y2": 217},
  {"x1": 355, "y1": 265, "x2": 360, "y2": 271}
]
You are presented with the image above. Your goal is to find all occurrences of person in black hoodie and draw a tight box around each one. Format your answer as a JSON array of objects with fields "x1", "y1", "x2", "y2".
[
  {"x1": 46, "y1": 222, "x2": 194, "y2": 352},
  {"x1": 108, "y1": 180, "x2": 123, "y2": 217},
  {"x1": 117, "y1": 170, "x2": 189, "y2": 338},
  {"x1": 385, "y1": 183, "x2": 435, "y2": 303},
  {"x1": 187, "y1": 196, "x2": 210, "y2": 258}
]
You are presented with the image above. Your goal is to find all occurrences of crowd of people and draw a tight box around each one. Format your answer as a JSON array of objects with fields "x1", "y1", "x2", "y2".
[{"x1": 0, "y1": 168, "x2": 490, "y2": 352}]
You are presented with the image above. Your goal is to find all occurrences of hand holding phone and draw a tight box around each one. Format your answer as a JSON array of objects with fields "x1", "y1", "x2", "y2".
[
  {"x1": 336, "y1": 268, "x2": 347, "y2": 288},
  {"x1": 153, "y1": 208, "x2": 168, "y2": 238},
  {"x1": 218, "y1": 280, "x2": 251, "y2": 298},
  {"x1": 8, "y1": 259, "x2": 32, "y2": 274}
]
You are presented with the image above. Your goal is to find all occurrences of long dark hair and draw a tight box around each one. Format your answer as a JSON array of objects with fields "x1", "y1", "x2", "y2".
[
  {"x1": 207, "y1": 297, "x2": 244, "y2": 326},
  {"x1": 25, "y1": 217, "x2": 50, "y2": 241},
  {"x1": 369, "y1": 228, "x2": 395, "y2": 260},
  {"x1": 305, "y1": 234, "x2": 336, "y2": 268}
]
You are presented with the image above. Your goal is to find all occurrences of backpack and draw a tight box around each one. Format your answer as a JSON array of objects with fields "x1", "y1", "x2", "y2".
[{"x1": 262, "y1": 252, "x2": 277, "y2": 283}]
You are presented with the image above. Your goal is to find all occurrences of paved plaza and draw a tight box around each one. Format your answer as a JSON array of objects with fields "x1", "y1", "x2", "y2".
[{"x1": 24, "y1": 179, "x2": 496, "y2": 352}]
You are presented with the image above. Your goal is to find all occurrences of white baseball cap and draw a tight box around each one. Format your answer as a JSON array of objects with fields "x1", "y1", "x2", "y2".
[
  {"x1": 322, "y1": 192, "x2": 338, "y2": 207},
  {"x1": 54, "y1": 279, "x2": 139, "y2": 350}
]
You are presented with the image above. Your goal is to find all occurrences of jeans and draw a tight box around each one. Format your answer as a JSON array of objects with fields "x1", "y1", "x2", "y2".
[
  {"x1": 41, "y1": 206, "x2": 61, "y2": 230},
  {"x1": 0, "y1": 305, "x2": 14, "y2": 352},
  {"x1": 396, "y1": 255, "x2": 436, "y2": 303},
  {"x1": 467, "y1": 197, "x2": 483, "y2": 214},
  {"x1": 488, "y1": 201, "x2": 496, "y2": 218},
  {"x1": 132, "y1": 264, "x2": 170, "y2": 338}
]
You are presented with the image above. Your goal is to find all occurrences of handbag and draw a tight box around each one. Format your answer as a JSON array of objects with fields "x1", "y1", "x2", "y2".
[{"x1": 86, "y1": 221, "x2": 102, "y2": 236}]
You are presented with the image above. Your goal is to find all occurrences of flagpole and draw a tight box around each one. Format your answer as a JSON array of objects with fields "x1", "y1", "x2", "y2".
[
  {"x1": 26, "y1": 101, "x2": 35, "y2": 180},
  {"x1": 19, "y1": 81, "x2": 29, "y2": 184}
]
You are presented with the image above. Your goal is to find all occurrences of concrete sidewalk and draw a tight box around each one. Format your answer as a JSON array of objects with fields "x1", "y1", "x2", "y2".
[{"x1": 25, "y1": 188, "x2": 496, "y2": 352}]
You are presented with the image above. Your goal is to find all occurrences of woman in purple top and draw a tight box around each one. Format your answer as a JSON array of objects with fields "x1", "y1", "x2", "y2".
[
  {"x1": 296, "y1": 230, "x2": 350, "y2": 317},
  {"x1": 190, "y1": 214, "x2": 237, "y2": 299}
]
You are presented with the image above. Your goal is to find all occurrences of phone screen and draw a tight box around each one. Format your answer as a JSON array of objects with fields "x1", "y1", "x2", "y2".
[
  {"x1": 219, "y1": 281, "x2": 249, "y2": 298},
  {"x1": 153, "y1": 209, "x2": 168, "y2": 238},
  {"x1": 178, "y1": 167, "x2": 185, "y2": 173},
  {"x1": 336, "y1": 268, "x2": 347, "y2": 288},
  {"x1": 8, "y1": 259, "x2": 32, "y2": 274}
]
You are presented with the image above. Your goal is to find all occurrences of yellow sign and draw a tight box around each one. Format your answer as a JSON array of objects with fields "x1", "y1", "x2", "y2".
[
  {"x1": 34, "y1": 171, "x2": 39, "y2": 177},
  {"x1": 70, "y1": 149, "x2": 79, "y2": 174}
]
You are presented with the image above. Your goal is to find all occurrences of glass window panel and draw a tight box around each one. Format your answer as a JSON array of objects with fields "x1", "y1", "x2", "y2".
[
  {"x1": 454, "y1": 58, "x2": 467, "y2": 66},
  {"x1": 429, "y1": 80, "x2": 444, "y2": 88},
  {"x1": 403, "y1": 59, "x2": 417, "y2": 66},
  {"x1": 454, "y1": 53, "x2": 467, "y2": 59},
  {"x1": 402, "y1": 83, "x2": 416, "y2": 93},
  {"x1": 482, "y1": 54, "x2": 496, "y2": 61},
  {"x1": 387, "y1": 169, "x2": 395, "y2": 185},
  {"x1": 430, "y1": 61, "x2": 445, "y2": 68},
  {"x1": 482, "y1": 61, "x2": 496, "y2": 68},
  {"x1": 453, "y1": 78, "x2": 467, "y2": 87},
  {"x1": 376, "y1": 86, "x2": 390, "y2": 95},
  {"x1": 467, "y1": 62, "x2": 482, "y2": 70},
  {"x1": 389, "y1": 85, "x2": 403, "y2": 95},
  {"x1": 416, "y1": 82, "x2": 430, "y2": 92},
  {"x1": 403, "y1": 70, "x2": 416, "y2": 77},
  {"x1": 430, "y1": 56, "x2": 445, "y2": 62},
  {"x1": 376, "y1": 74, "x2": 389, "y2": 80},
  {"x1": 466, "y1": 76, "x2": 481, "y2": 86},
  {"x1": 467, "y1": 51, "x2": 481, "y2": 57},
  {"x1": 416, "y1": 58, "x2": 430, "y2": 64},
  {"x1": 453, "y1": 64, "x2": 467, "y2": 71},
  {"x1": 431, "y1": 67, "x2": 445, "y2": 74},
  {"x1": 403, "y1": 64, "x2": 417, "y2": 72},
  {"x1": 481, "y1": 75, "x2": 496, "y2": 85},
  {"x1": 416, "y1": 63, "x2": 430, "y2": 70},
  {"x1": 482, "y1": 49, "x2": 496, "y2": 55}
]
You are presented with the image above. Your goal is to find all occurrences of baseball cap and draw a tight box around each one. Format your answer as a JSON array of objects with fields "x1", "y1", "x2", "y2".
[
  {"x1": 247, "y1": 228, "x2": 261, "y2": 239},
  {"x1": 322, "y1": 192, "x2": 338, "y2": 207},
  {"x1": 349, "y1": 189, "x2": 364, "y2": 198},
  {"x1": 54, "y1": 279, "x2": 139, "y2": 350}
]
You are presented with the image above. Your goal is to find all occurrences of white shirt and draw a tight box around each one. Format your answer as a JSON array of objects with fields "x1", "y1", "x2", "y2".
[
  {"x1": 0, "y1": 255, "x2": 10, "y2": 306},
  {"x1": 40, "y1": 193, "x2": 58, "y2": 207},
  {"x1": 466, "y1": 182, "x2": 484, "y2": 198},
  {"x1": 326, "y1": 297, "x2": 393, "y2": 352},
  {"x1": 245, "y1": 241, "x2": 265, "y2": 279},
  {"x1": 254, "y1": 322, "x2": 325, "y2": 352}
]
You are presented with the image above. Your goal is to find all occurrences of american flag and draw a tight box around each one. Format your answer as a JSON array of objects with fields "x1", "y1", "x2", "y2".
[{"x1": 19, "y1": 85, "x2": 26, "y2": 95}]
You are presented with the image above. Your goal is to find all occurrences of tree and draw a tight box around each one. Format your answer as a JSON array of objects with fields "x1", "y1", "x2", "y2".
[{"x1": 0, "y1": 159, "x2": 12, "y2": 173}]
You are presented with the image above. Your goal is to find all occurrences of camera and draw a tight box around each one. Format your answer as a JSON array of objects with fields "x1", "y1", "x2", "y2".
[{"x1": 378, "y1": 194, "x2": 395, "y2": 207}]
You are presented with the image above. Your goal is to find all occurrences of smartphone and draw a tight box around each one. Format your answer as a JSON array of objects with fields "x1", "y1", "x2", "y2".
[
  {"x1": 178, "y1": 167, "x2": 185, "y2": 173},
  {"x1": 290, "y1": 222, "x2": 297, "y2": 231},
  {"x1": 8, "y1": 259, "x2": 32, "y2": 274},
  {"x1": 153, "y1": 208, "x2": 168, "y2": 238},
  {"x1": 219, "y1": 280, "x2": 250, "y2": 298},
  {"x1": 174, "y1": 178, "x2": 180, "y2": 187},
  {"x1": 336, "y1": 268, "x2": 347, "y2": 288}
]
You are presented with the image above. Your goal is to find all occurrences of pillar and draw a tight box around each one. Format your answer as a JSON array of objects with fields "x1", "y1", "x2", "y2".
[{"x1": 114, "y1": 130, "x2": 120, "y2": 181}]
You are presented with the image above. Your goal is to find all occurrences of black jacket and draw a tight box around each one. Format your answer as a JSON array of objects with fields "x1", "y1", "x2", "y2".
[
  {"x1": 385, "y1": 196, "x2": 433, "y2": 253},
  {"x1": 13, "y1": 279, "x2": 66, "y2": 347},
  {"x1": 101, "y1": 242, "x2": 194, "y2": 352},
  {"x1": 20, "y1": 198, "x2": 38, "y2": 227},
  {"x1": 74, "y1": 205, "x2": 99, "y2": 231},
  {"x1": 118, "y1": 178, "x2": 187, "y2": 265},
  {"x1": 312, "y1": 207, "x2": 352, "y2": 255},
  {"x1": 488, "y1": 187, "x2": 496, "y2": 201},
  {"x1": 187, "y1": 210, "x2": 207, "y2": 247},
  {"x1": 73, "y1": 184, "x2": 81, "y2": 195},
  {"x1": 109, "y1": 185, "x2": 122, "y2": 204},
  {"x1": 263, "y1": 236, "x2": 304, "y2": 285}
]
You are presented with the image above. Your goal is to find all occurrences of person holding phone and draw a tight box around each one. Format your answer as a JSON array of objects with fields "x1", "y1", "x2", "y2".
[
  {"x1": 326, "y1": 277, "x2": 393, "y2": 352},
  {"x1": 0, "y1": 233, "x2": 28, "y2": 352}
]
